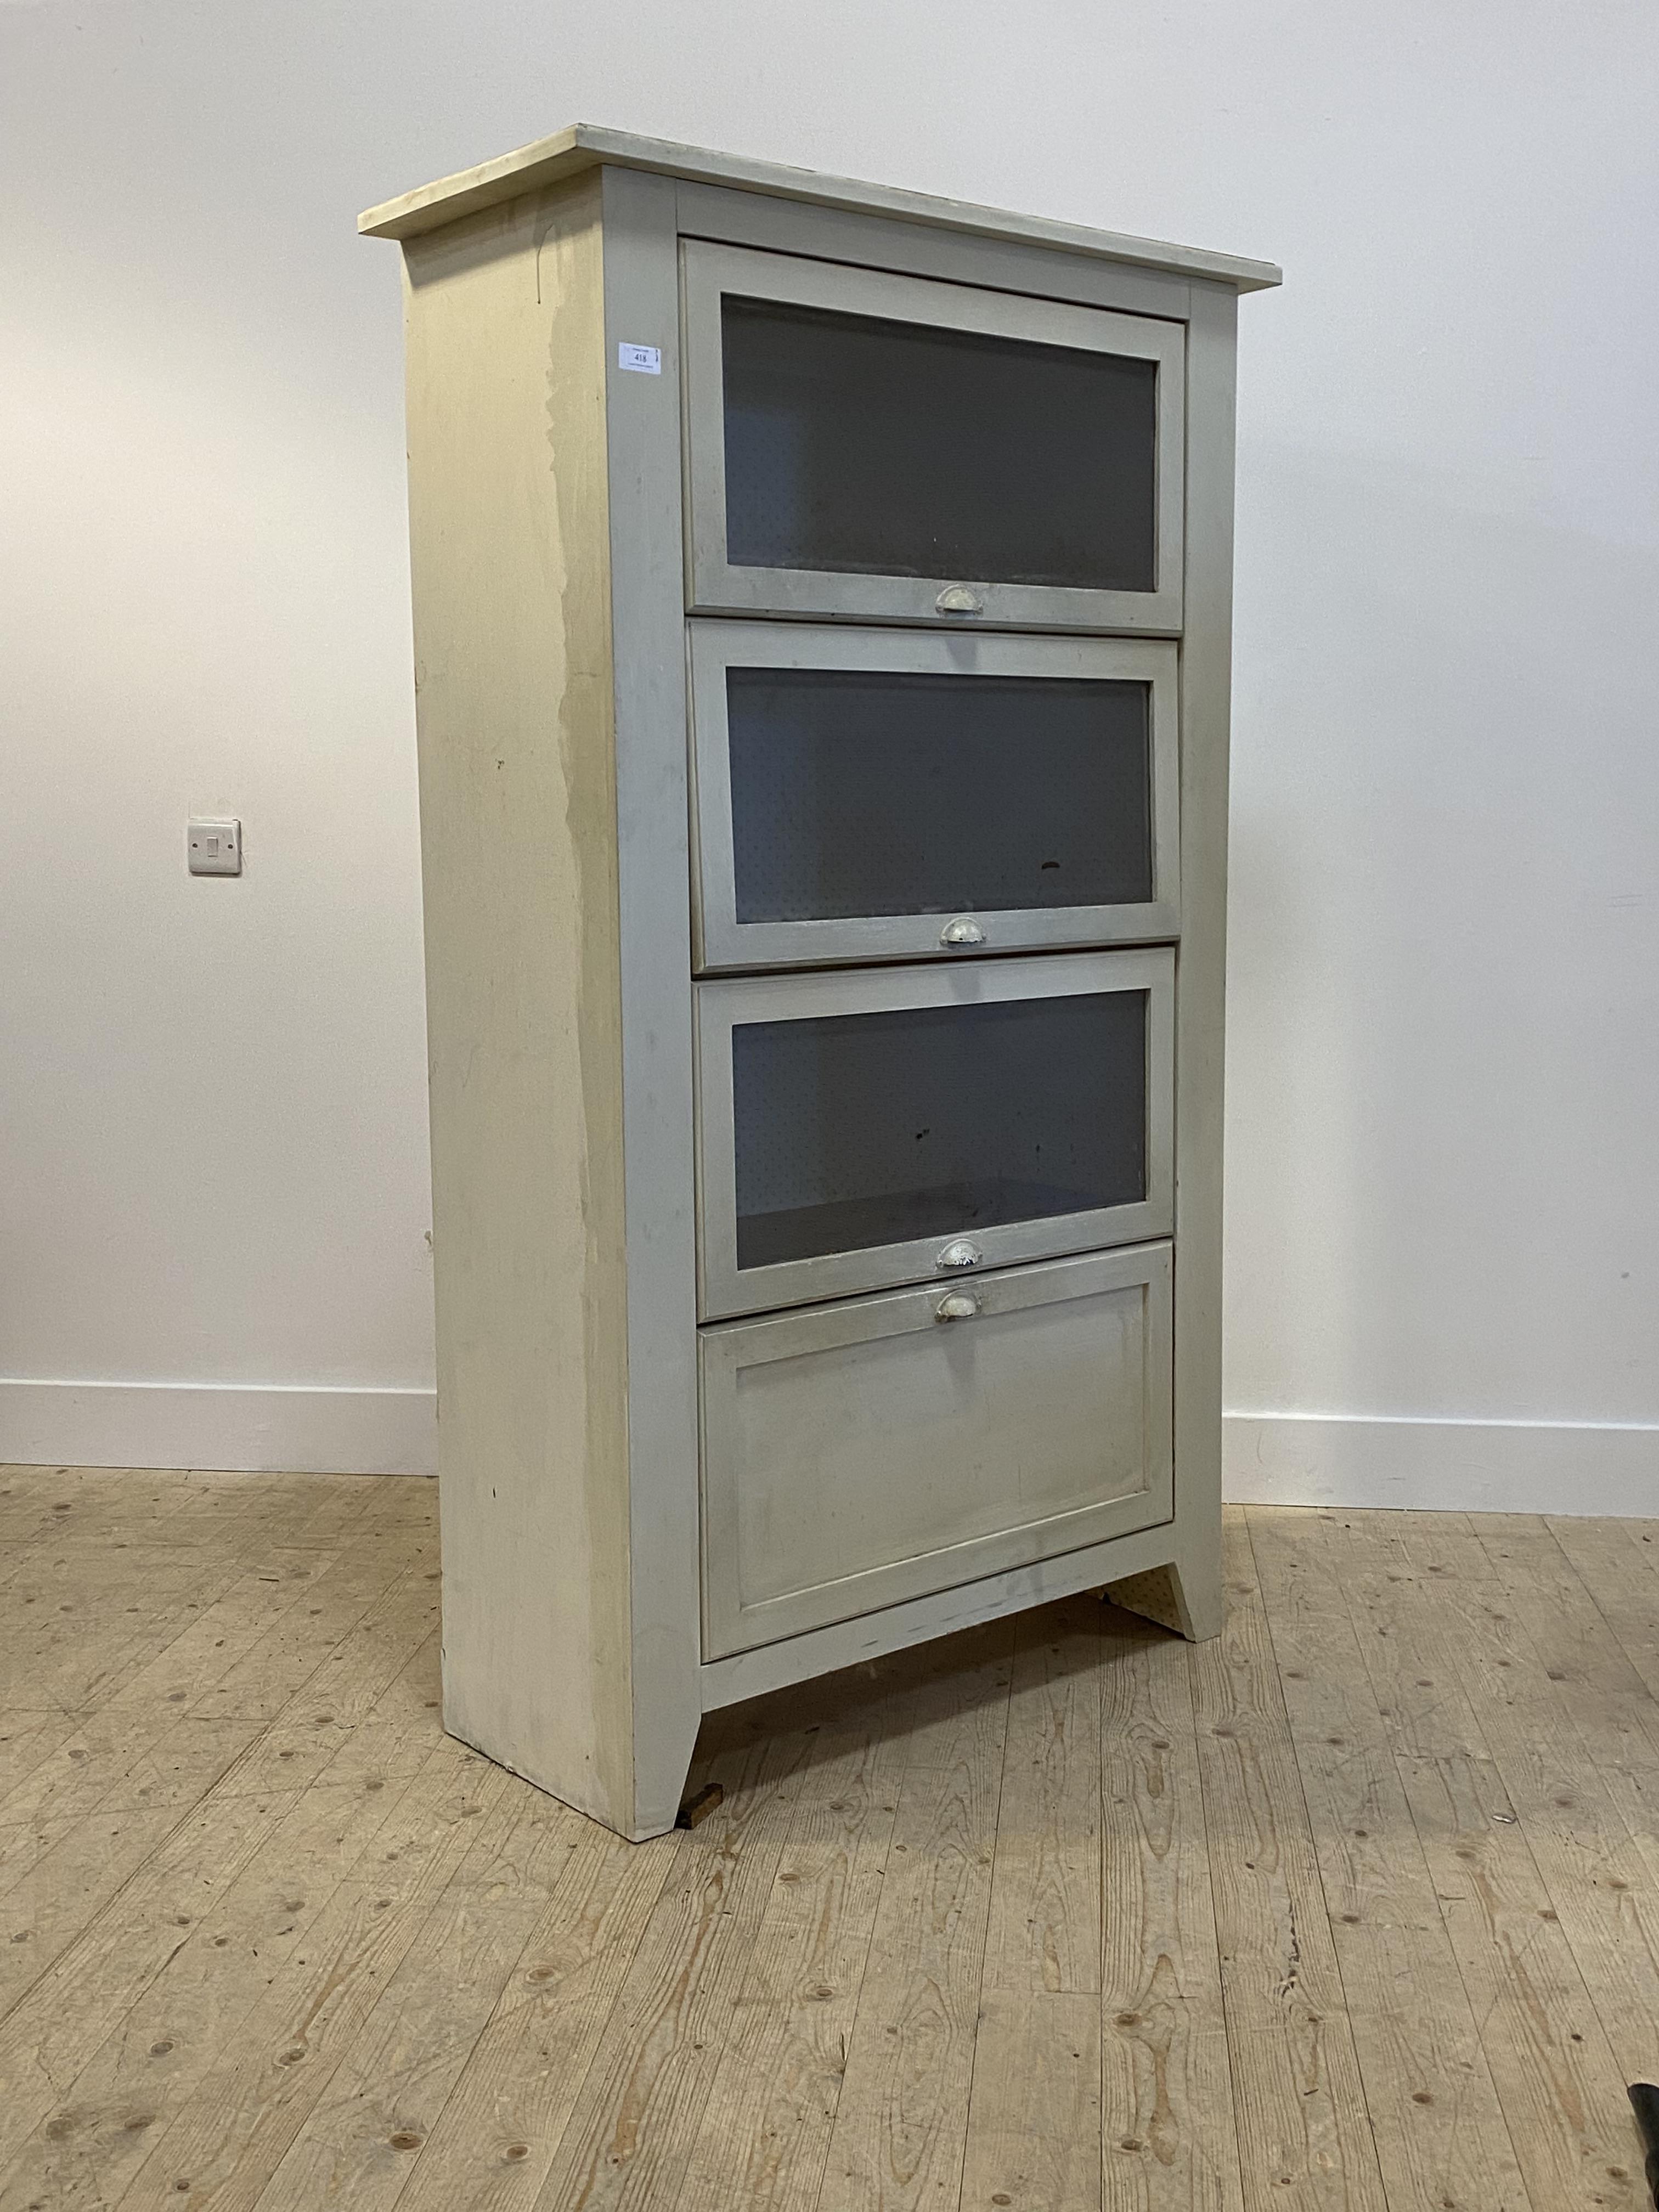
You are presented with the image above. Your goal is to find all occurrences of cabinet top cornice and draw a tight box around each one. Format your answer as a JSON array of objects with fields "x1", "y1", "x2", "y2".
[{"x1": 358, "y1": 122, "x2": 1281, "y2": 292}]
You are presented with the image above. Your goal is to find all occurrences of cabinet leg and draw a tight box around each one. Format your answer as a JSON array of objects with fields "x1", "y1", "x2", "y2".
[
  {"x1": 1104, "y1": 1558, "x2": 1222, "y2": 1643},
  {"x1": 625, "y1": 1710, "x2": 703, "y2": 1843}
]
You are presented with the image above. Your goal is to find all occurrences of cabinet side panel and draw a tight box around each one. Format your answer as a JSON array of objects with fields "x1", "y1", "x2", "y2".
[
  {"x1": 1168, "y1": 280, "x2": 1239, "y2": 1641},
  {"x1": 402, "y1": 176, "x2": 635, "y2": 1826},
  {"x1": 598, "y1": 166, "x2": 703, "y2": 1837}
]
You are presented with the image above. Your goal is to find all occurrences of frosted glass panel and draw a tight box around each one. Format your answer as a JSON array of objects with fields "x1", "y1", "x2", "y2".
[
  {"x1": 732, "y1": 990, "x2": 1147, "y2": 1270},
  {"x1": 721, "y1": 297, "x2": 1158, "y2": 590},
  {"x1": 726, "y1": 667, "x2": 1153, "y2": 922}
]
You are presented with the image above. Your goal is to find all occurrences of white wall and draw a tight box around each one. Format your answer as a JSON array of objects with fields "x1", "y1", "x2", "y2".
[{"x1": 3, "y1": 0, "x2": 1656, "y2": 1505}]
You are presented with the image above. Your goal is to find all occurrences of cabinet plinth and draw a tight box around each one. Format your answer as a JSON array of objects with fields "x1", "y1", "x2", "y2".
[{"x1": 366, "y1": 128, "x2": 1277, "y2": 1839}]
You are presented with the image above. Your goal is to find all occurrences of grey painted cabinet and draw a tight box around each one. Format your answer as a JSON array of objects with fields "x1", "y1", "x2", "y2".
[{"x1": 362, "y1": 126, "x2": 1278, "y2": 1840}]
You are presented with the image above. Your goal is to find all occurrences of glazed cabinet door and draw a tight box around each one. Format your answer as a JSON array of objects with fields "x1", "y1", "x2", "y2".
[
  {"x1": 690, "y1": 623, "x2": 1180, "y2": 969},
  {"x1": 696, "y1": 948, "x2": 1173, "y2": 1319},
  {"x1": 681, "y1": 241, "x2": 1186, "y2": 631}
]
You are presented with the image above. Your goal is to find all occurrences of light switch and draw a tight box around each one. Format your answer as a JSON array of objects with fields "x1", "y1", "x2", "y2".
[{"x1": 188, "y1": 817, "x2": 242, "y2": 876}]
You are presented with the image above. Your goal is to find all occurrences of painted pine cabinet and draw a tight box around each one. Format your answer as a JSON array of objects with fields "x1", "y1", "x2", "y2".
[{"x1": 361, "y1": 126, "x2": 1278, "y2": 1839}]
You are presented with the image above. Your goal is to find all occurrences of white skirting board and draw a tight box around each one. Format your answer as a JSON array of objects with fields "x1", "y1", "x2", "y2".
[
  {"x1": 4, "y1": 1386, "x2": 1655, "y2": 1513},
  {"x1": 1225, "y1": 1413, "x2": 1659, "y2": 1518},
  {"x1": 0, "y1": 1380, "x2": 437, "y2": 1476}
]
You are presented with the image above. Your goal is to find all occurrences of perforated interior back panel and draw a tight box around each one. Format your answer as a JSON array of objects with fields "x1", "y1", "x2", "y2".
[
  {"x1": 721, "y1": 296, "x2": 1159, "y2": 589},
  {"x1": 725, "y1": 667, "x2": 1153, "y2": 923},
  {"x1": 731, "y1": 989, "x2": 1148, "y2": 1269}
]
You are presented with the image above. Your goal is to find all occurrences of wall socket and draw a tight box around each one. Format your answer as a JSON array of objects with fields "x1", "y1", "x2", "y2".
[{"x1": 188, "y1": 817, "x2": 242, "y2": 876}]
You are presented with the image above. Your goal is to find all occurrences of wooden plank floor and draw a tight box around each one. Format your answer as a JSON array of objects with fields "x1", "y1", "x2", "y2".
[{"x1": 3, "y1": 1470, "x2": 1658, "y2": 2209}]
